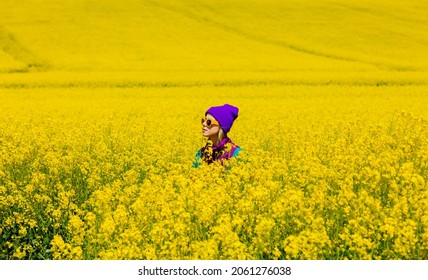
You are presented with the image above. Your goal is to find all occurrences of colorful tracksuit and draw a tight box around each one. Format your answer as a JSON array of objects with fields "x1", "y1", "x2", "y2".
[{"x1": 193, "y1": 137, "x2": 241, "y2": 168}]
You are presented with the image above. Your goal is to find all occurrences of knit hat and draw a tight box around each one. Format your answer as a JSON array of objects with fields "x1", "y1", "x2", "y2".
[{"x1": 205, "y1": 104, "x2": 239, "y2": 134}]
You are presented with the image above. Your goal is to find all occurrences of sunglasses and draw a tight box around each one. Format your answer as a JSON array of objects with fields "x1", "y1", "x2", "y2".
[{"x1": 201, "y1": 117, "x2": 220, "y2": 128}]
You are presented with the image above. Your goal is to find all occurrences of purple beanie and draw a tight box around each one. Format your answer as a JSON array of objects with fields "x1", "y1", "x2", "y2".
[{"x1": 205, "y1": 104, "x2": 239, "y2": 134}]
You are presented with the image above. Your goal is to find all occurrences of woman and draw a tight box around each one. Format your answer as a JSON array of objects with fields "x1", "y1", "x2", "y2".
[{"x1": 193, "y1": 104, "x2": 241, "y2": 167}]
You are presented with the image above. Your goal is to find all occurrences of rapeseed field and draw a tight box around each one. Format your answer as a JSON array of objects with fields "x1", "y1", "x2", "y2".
[{"x1": 1, "y1": 0, "x2": 428, "y2": 259}]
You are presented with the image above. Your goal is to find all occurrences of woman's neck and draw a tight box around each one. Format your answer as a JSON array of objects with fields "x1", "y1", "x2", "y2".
[
  {"x1": 209, "y1": 135, "x2": 220, "y2": 146},
  {"x1": 209, "y1": 135, "x2": 228, "y2": 146}
]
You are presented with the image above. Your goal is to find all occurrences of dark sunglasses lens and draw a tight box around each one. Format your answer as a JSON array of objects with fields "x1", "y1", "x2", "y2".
[{"x1": 207, "y1": 119, "x2": 212, "y2": 126}]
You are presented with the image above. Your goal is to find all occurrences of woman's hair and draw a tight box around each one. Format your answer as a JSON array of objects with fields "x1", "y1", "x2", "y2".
[{"x1": 218, "y1": 127, "x2": 226, "y2": 141}]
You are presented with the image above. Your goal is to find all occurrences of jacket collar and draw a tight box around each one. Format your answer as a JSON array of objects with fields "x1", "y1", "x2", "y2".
[{"x1": 211, "y1": 137, "x2": 231, "y2": 150}]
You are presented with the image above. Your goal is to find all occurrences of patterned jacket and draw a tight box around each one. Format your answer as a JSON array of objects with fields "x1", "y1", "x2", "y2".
[{"x1": 193, "y1": 137, "x2": 241, "y2": 167}]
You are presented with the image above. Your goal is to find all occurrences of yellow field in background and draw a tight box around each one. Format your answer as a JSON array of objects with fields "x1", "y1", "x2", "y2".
[{"x1": 1, "y1": 0, "x2": 428, "y2": 259}]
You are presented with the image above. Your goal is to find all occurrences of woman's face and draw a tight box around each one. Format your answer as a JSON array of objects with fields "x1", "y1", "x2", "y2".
[{"x1": 202, "y1": 113, "x2": 220, "y2": 137}]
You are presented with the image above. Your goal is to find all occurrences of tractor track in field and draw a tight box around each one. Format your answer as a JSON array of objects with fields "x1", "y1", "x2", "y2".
[
  {"x1": 143, "y1": 0, "x2": 417, "y2": 71},
  {"x1": 0, "y1": 26, "x2": 49, "y2": 73},
  {"x1": 1, "y1": 79, "x2": 426, "y2": 89}
]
